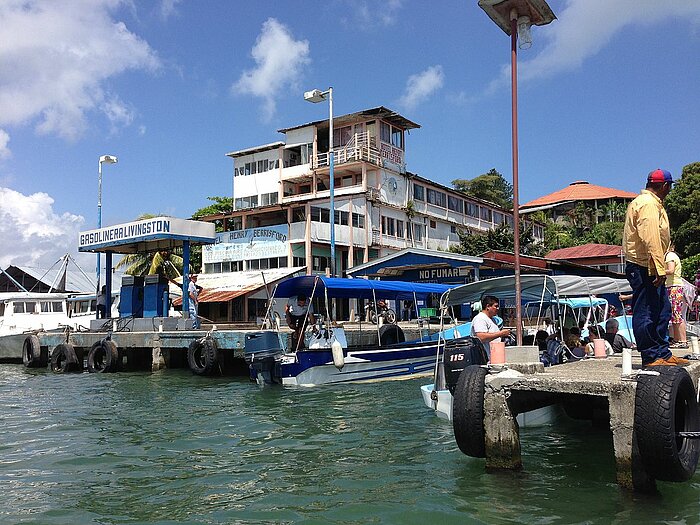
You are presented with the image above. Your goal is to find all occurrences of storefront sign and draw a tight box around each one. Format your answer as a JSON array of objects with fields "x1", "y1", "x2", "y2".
[{"x1": 203, "y1": 225, "x2": 289, "y2": 263}]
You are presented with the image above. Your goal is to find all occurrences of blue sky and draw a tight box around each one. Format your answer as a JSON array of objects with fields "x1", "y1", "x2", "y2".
[{"x1": 1, "y1": 0, "x2": 699, "y2": 270}]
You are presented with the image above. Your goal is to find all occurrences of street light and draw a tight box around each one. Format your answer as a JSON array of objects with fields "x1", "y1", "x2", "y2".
[
  {"x1": 96, "y1": 154, "x2": 118, "y2": 316},
  {"x1": 304, "y1": 87, "x2": 335, "y2": 277},
  {"x1": 477, "y1": 0, "x2": 556, "y2": 345}
]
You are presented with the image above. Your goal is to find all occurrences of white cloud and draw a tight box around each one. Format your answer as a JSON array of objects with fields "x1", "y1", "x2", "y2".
[
  {"x1": 0, "y1": 129, "x2": 10, "y2": 160},
  {"x1": 159, "y1": 0, "x2": 181, "y2": 20},
  {"x1": 0, "y1": 0, "x2": 160, "y2": 141},
  {"x1": 353, "y1": 0, "x2": 403, "y2": 28},
  {"x1": 233, "y1": 18, "x2": 310, "y2": 121},
  {"x1": 398, "y1": 65, "x2": 444, "y2": 110},
  {"x1": 487, "y1": 0, "x2": 700, "y2": 92},
  {"x1": 0, "y1": 187, "x2": 85, "y2": 268}
]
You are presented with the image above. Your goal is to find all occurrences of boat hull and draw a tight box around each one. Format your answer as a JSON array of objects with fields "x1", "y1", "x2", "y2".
[{"x1": 278, "y1": 340, "x2": 441, "y2": 386}]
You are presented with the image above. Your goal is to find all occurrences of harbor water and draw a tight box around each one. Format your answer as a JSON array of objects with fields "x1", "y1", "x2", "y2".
[{"x1": 1, "y1": 364, "x2": 699, "y2": 524}]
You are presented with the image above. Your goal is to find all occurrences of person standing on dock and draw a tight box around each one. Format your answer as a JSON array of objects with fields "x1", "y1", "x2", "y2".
[
  {"x1": 622, "y1": 169, "x2": 687, "y2": 367},
  {"x1": 665, "y1": 245, "x2": 688, "y2": 348},
  {"x1": 188, "y1": 274, "x2": 200, "y2": 329},
  {"x1": 470, "y1": 295, "x2": 512, "y2": 359}
]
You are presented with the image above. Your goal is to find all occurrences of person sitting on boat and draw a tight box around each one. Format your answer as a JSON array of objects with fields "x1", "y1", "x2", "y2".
[
  {"x1": 285, "y1": 294, "x2": 315, "y2": 351},
  {"x1": 604, "y1": 318, "x2": 636, "y2": 353},
  {"x1": 470, "y1": 295, "x2": 512, "y2": 360}
]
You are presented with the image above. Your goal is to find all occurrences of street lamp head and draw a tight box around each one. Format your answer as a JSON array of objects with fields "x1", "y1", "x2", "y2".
[
  {"x1": 99, "y1": 155, "x2": 118, "y2": 164},
  {"x1": 478, "y1": 0, "x2": 556, "y2": 36},
  {"x1": 303, "y1": 89, "x2": 326, "y2": 103},
  {"x1": 517, "y1": 15, "x2": 532, "y2": 49}
]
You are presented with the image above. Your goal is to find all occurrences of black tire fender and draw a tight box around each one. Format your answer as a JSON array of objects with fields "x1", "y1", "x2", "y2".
[
  {"x1": 379, "y1": 324, "x2": 405, "y2": 346},
  {"x1": 634, "y1": 366, "x2": 700, "y2": 482},
  {"x1": 22, "y1": 335, "x2": 43, "y2": 368},
  {"x1": 187, "y1": 337, "x2": 220, "y2": 376},
  {"x1": 50, "y1": 343, "x2": 82, "y2": 373},
  {"x1": 87, "y1": 340, "x2": 120, "y2": 373},
  {"x1": 453, "y1": 365, "x2": 488, "y2": 458}
]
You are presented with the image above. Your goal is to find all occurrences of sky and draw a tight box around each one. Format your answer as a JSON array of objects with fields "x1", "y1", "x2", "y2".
[{"x1": 1, "y1": 0, "x2": 699, "y2": 271}]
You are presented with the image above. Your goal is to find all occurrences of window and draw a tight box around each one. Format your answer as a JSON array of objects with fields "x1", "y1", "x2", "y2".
[
  {"x1": 448, "y1": 195, "x2": 464, "y2": 213},
  {"x1": 451, "y1": 225, "x2": 457, "y2": 234},
  {"x1": 257, "y1": 159, "x2": 268, "y2": 173},
  {"x1": 352, "y1": 213, "x2": 365, "y2": 228},
  {"x1": 313, "y1": 256, "x2": 331, "y2": 272},
  {"x1": 292, "y1": 207, "x2": 306, "y2": 222},
  {"x1": 293, "y1": 256, "x2": 306, "y2": 267},
  {"x1": 413, "y1": 224, "x2": 424, "y2": 241},
  {"x1": 429, "y1": 220, "x2": 437, "y2": 229},
  {"x1": 466, "y1": 202, "x2": 479, "y2": 218},
  {"x1": 413, "y1": 184, "x2": 425, "y2": 201},
  {"x1": 235, "y1": 195, "x2": 258, "y2": 210},
  {"x1": 494, "y1": 212, "x2": 504, "y2": 225},
  {"x1": 380, "y1": 122, "x2": 391, "y2": 143},
  {"x1": 427, "y1": 189, "x2": 446, "y2": 208},
  {"x1": 382, "y1": 217, "x2": 396, "y2": 236},
  {"x1": 333, "y1": 126, "x2": 352, "y2": 148},
  {"x1": 391, "y1": 127, "x2": 403, "y2": 149},
  {"x1": 260, "y1": 192, "x2": 278, "y2": 206},
  {"x1": 334, "y1": 210, "x2": 349, "y2": 226},
  {"x1": 396, "y1": 220, "x2": 404, "y2": 238},
  {"x1": 480, "y1": 207, "x2": 492, "y2": 222},
  {"x1": 40, "y1": 301, "x2": 63, "y2": 313}
]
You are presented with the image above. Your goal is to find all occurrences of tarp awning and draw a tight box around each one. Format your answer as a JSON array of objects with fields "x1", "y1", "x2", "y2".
[
  {"x1": 442, "y1": 275, "x2": 632, "y2": 307},
  {"x1": 273, "y1": 276, "x2": 454, "y2": 301}
]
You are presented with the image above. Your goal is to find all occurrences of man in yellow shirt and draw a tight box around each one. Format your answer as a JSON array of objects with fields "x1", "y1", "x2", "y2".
[{"x1": 622, "y1": 169, "x2": 688, "y2": 367}]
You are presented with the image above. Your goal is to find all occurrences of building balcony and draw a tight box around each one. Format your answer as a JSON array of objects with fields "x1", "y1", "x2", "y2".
[{"x1": 313, "y1": 132, "x2": 381, "y2": 170}]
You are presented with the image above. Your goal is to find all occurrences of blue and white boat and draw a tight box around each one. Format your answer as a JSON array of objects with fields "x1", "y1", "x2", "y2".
[{"x1": 244, "y1": 276, "x2": 466, "y2": 386}]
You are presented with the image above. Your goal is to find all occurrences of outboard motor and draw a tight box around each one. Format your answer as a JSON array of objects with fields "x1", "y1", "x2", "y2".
[
  {"x1": 443, "y1": 336, "x2": 488, "y2": 394},
  {"x1": 244, "y1": 331, "x2": 284, "y2": 384}
]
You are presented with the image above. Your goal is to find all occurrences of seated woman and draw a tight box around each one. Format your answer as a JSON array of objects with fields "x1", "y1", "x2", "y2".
[
  {"x1": 565, "y1": 332, "x2": 587, "y2": 358},
  {"x1": 584, "y1": 325, "x2": 614, "y2": 356}
]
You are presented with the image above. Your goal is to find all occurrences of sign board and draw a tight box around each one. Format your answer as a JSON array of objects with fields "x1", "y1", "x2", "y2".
[
  {"x1": 203, "y1": 225, "x2": 289, "y2": 264},
  {"x1": 78, "y1": 217, "x2": 215, "y2": 252}
]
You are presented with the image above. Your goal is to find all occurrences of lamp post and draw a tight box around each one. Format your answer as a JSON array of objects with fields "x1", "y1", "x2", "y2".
[
  {"x1": 304, "y1": 87, "x2": 335, "y2": 277},
  {"x1": 477, "y1": 0, "x2": 555, "y2": 345},
  {"x1": 96, "y1": 154, "x2": 118, "y2": 316}
]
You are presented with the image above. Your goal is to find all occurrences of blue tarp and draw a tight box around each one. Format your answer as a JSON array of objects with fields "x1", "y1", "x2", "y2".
[{"x1": 273, "y1": 276, "x2": 453, "y2": 301}]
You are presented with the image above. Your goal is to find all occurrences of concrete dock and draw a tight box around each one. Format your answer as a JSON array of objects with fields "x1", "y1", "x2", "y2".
[{"x1": 481, "y1": 351, "x2": 700, "y2": 492}]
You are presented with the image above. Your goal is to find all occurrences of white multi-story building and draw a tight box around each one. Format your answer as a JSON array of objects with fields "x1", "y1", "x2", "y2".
[{"x1": 203, "y1": 106, "x2": 541, "y2": 279}]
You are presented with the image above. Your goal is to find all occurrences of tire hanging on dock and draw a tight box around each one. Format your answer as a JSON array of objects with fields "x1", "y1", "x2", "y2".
[
  {"x1": 634, "y1": 366, "x2": 700, "y2": 482},
  {"x1": 453, "y1": 365, "x2": 488, "y2": 458},
  {"x1": 187, "y1": 337, "x2": 220, "y2": 376},
  {"x1": 22, "y1": 335, "x2": 44, "y2": 368},
  {"x1": 50, "y1": 343, "x2": 82, "y2": 373},
  {"x1": 87, "y1": 340, "x2": 120, "y2": 373}
]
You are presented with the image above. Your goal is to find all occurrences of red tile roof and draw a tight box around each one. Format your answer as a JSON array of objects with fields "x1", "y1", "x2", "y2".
[
  {"x1": 546, "y1": 243, "x2": 622, "y2": 260},
  {"x1": 522, "y1": 181, "x2": 638, "y2": 209}
]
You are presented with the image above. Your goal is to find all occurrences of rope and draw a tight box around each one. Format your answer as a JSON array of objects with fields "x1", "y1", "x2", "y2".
[{"x1": 677, "y1": 432, "x2": 700, "y2": 439}]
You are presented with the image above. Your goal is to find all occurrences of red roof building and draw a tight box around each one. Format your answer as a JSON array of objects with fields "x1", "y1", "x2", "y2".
[
  {"x1": 521, "y1": 181, "x2": 637, "y2": 224},
  {"x1": 546, "y1": 243, "x2": 624, "y2": 274}
]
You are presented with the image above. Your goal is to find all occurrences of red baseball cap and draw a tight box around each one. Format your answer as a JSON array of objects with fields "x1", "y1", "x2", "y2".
[{"x1": 647, "y1": 168, "x2": 673, "y2": 184}]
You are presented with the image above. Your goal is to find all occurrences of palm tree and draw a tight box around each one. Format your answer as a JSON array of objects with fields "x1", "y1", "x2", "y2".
[{"x1": 114, "y1": 214, "x2": 191, "y2": 278}]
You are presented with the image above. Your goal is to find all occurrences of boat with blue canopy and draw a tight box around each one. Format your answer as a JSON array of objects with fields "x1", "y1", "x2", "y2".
[{"x1": 244, "y1": 275, "x2": 466, "y2": 386}]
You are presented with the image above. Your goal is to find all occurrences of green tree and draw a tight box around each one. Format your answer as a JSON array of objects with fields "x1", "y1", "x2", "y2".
[
  {"x1": 665, "y1": 162, "x2": 700, "y2": 259},
  {"x1": 452, "y1": 168, "x2": 513, "y2": 210},
  {"x1": 450, "y1": 223, "x2": 541, "y2": 257},
  {"x1": 192, "y1": 196, "x2": 233, "y2": 233},
  {"x1": 585, "y1": 221, "x2": 624, "y2": 245}
]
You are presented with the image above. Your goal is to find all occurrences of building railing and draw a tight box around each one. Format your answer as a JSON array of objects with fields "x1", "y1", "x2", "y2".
[{"x1": 313, "y1": 132, "x2": 381, "y2": 169}]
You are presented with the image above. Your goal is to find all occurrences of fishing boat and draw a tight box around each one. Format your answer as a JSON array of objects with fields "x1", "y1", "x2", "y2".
[
  {"x1": 244, "y1": 275, "x2": 466, "y2": 386},
  {"x1": 421, "y1": 274, "x2": 633, "y2": 423}
]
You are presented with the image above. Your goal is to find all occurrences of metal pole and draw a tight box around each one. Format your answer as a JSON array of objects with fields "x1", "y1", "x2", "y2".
[
  {"x1": 96, "y1": 159, "x2": 103, "y2": 318},
  {"x1": 511, "y1": 11, "x2": 522, "y2": 346},
  {"x1": 328, "y1": 87, "x2": 335, "y2": 277}
]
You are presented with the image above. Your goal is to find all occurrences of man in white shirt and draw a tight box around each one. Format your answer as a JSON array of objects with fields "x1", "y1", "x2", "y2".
[
  {"x1": 188, "y1": 274, "x2": 200, "y2": 329},
  {"x1": 471, "y1": 295, "x2": 512, "y2": 359}
]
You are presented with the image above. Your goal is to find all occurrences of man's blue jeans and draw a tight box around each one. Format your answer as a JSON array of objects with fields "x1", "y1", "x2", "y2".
[{"x1": 625, "y1": 262, "x2": 671, "y2": 365}]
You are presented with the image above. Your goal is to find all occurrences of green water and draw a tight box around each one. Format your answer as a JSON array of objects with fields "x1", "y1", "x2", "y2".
[{"x1": 1, "y1": 365, "x2": 699, "y2": 525}]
